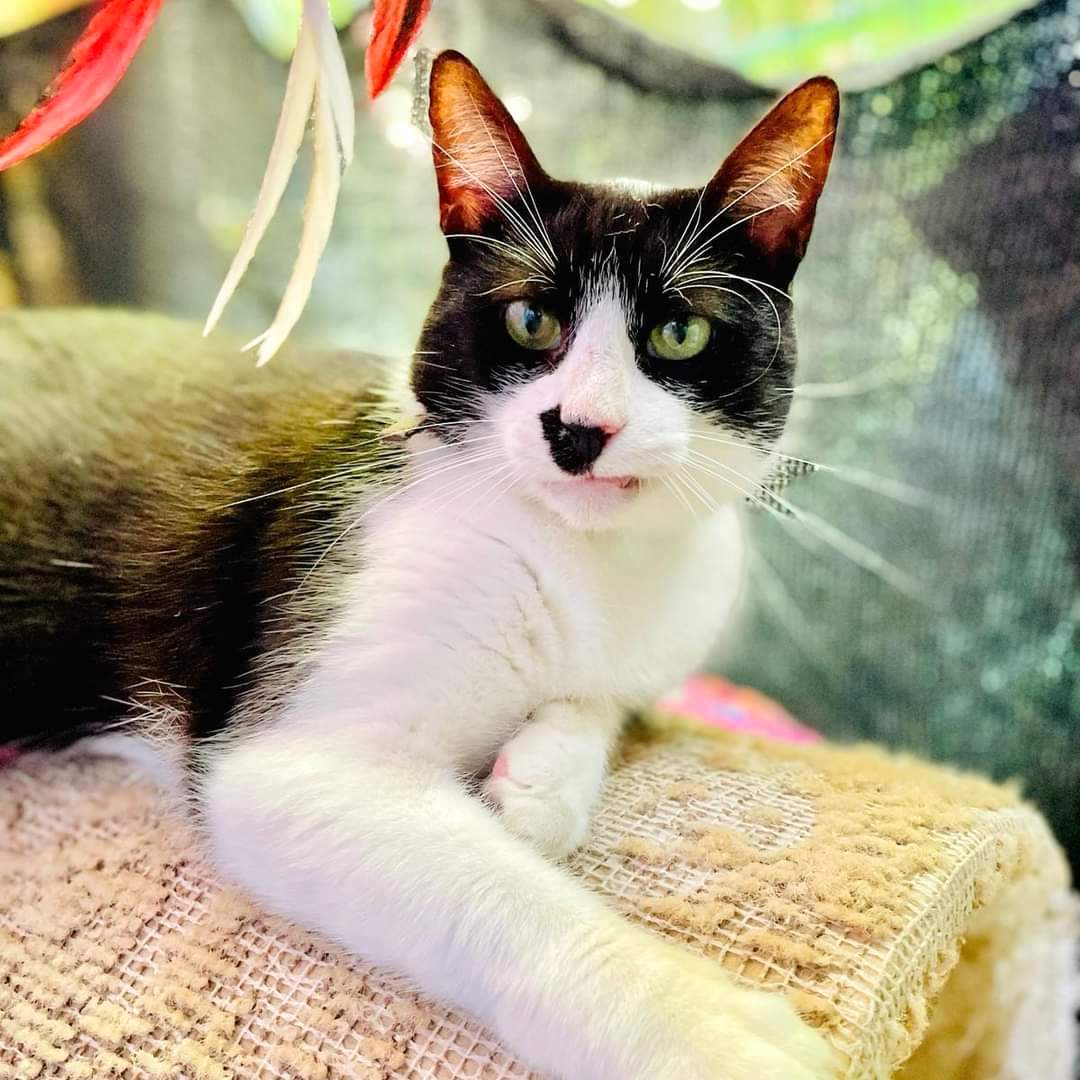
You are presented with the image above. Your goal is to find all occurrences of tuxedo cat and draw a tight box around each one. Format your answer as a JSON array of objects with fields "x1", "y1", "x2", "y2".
[{"x1": 0, "y1": 51, "x2": 839, "y2": 1079}]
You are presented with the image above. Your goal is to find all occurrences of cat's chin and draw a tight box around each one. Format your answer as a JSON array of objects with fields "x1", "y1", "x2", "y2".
[
  {"x1": 523, "y1": 474, "x2": 637, "y2": 531},
  {"x1": 529, "y1": 474, "x2": 680, "y2": 532}
]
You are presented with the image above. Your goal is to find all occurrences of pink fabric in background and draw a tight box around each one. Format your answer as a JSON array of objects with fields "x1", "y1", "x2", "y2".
[{"x1": 655, "y1": 674, "x2": 822, "y2": 744}]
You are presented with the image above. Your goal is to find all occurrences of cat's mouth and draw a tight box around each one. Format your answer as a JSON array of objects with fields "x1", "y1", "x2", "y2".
[{"x1": 549, "y1": 474, "x2": 639, "y2": 491}]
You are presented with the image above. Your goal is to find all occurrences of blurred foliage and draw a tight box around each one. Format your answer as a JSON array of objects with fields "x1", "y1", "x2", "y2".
[
  {"x1": 581, "y1": 0, "x2": 1037, "y2": 84},
  {"x1": 0, "y1": 0, "x2": 87, "y2": 39},
  {"x1": 3, "y1": 0, "x2": 1038, "y2": 77},
  {"x1": 0, "y1": 1, "x2": 369, "y2": 56},
  {"x1": 229, "y1": 0, "x2": 369, "y2": 58}
]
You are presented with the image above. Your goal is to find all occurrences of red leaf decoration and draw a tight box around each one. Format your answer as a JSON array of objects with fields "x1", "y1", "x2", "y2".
[
  {"x1": 0, "y1": 0, "x2": 164, "y2": 173},
  {"x1": 365, "y1": 0, "x2": 432, "y2": 100}
]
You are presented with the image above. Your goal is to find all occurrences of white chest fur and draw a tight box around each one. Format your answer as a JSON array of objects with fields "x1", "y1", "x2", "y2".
[{"x1": 283, "y1": 462, "x2": 745, "y2": 769}]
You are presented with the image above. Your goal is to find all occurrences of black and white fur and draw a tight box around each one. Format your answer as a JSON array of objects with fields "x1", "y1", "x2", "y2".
[{"x1": 0, "y1": 52, "x2": 839, "y2": 1079}]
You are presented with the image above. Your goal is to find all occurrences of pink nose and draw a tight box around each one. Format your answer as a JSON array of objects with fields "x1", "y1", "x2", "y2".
[{"x1": 562, "y1": 416, "x2": 624, "y2": 437}]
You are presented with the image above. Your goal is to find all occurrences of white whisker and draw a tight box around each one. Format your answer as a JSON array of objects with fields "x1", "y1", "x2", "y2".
[
  {"x1": 293, "y1": 447, "x2": 504, "y2": 596},
  {"x1": 660, "y1": 472, "x2": 699, "y2": 519},
  {"x1": 666, "y1": 197, "x2": 803, "y2": 287},
  {"x1": 662, "y1": 131, "x2": 833, "y2": 290},
  {"x1": 688, "y1": 431, "x2": 941, "y2": 509},
  {"x1": 667, "y1": 282, "x2": 757, "y2": 314},
  {"x1": 747, "y1": 548, "x2": 833, "y2": 668},
  {"x1": 442, "y1": 234, "x2": 549, "y2": 277},
  {"x1": 683, "y1": 450, "x2": 931, "y2": 603},
  {"x1": 473, "y1": 277, "x2": 552, "y2": 297},
  {"x1": 463, "y1": 89, "x2": 556, "y2": 268},
  {"x1": 431, "y1": 133, "x2": 555, "y2": 274},
  {"x1": 669, "y1": 270, "x2": 792, "y2": 304},
  {"x1": 659, "y1": 185, "x2": 708, "y2": 279},
  {"x1": 794, "y1": 369, "x2": 918, "y2": 399}
]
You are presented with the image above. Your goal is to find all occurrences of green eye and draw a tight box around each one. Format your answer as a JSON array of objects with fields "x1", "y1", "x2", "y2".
[
  {"x1": 648, "y1": 315, "x2": 711, "y2": 361},
  {"x1": 505, "y1": 300, "x2": 561, "y2": 350}
]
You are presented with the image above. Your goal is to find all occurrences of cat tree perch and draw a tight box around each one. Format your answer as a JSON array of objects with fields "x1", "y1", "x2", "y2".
[{"x1": 0, "y1": 714, "x2": 1075, "y2": 1079}]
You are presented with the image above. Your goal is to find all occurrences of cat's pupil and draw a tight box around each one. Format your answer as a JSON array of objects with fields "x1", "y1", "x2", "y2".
[
  {"x1": 524, "y1": 306, "x2": 543, "y2": 336},
  {"x1": 670, "y1": 319, "x2": 688, "y2": 344}
]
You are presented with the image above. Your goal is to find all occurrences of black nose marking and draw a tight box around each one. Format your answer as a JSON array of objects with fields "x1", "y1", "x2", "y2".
[{"x1": 539, "y1": 408, "x2": 611, "y2": 475}]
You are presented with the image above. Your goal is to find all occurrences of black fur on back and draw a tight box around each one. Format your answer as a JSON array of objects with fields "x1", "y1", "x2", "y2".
[{"x1": 0, "y1": 310, "x2": 395, "y2": 752}]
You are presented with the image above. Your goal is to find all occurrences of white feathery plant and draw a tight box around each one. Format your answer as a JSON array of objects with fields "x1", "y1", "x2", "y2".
[
  {"x1": 204, "y1": 0, "x2": 356, "y2": 365},
  {"x1": 1, "y1": 0, "x2": 431, "y2": 359}
]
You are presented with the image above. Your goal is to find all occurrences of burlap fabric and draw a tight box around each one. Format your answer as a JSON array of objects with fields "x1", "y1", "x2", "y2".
[{"x1": 0, "y1": 719, "x2": 1075, "y2": 1080}]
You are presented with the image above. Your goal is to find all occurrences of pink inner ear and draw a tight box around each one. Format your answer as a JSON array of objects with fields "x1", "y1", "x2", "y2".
[
  {"x1": 437, "y1": 114, "x2": 527, "y2": 225},
  {"x1": 439, "y1": 181, "x2": 499, "y2": 234},
  {"x1": 706, "y1": 78, "x2": 837, "y2": 267},
  {"x1": 727, "y1": 139, "x2": 814, "y2": 219},
  {"x1": 722, "y1": 138, "x2": 822, "y2": 256},
  {"x1": 429, "y1": 53, "x2": 547, "y2": 235}
]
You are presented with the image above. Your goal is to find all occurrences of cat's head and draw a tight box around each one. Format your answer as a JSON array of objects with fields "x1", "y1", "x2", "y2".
[{"x1": 412, "y1": 51, "x2": 837, "y2": 532}]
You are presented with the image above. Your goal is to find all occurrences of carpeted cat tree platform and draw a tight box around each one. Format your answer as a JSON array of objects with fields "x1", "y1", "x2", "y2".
[{"x1": 0, "y1": 716, "x2": 1076, "y2": 1079}]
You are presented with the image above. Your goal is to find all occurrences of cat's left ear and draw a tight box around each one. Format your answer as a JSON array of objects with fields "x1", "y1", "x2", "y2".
[
  {"x1": 706, "y1": 77, "x2": 839, "y2": 278},
  {"x1": 428, "y1": 50, "x2": 550, "y2": 235}
]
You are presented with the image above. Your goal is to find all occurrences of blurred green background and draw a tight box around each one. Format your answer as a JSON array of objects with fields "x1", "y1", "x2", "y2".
[
  {"x1": 0, "y1": 0, "x2": 1077, "y2": 865},
  {"x1": 578, "y1": 0, "x2": 1035, "y2": 85}
]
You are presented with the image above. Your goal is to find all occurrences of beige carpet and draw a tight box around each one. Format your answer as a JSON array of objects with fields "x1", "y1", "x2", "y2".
[{"x1": 0, "y1": 717, "x2": 1076, "y2": 1079}]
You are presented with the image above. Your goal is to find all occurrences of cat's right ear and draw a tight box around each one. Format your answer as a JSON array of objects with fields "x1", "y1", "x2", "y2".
[
  {"x1": 705, "y1": 77, "x2": 838, "y2": 278},
  {"x1": 428, "y1": 51, "x2": 549, "y2": 235}
]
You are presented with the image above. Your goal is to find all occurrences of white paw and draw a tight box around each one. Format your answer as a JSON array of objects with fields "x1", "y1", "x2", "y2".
[
  {"x1": 484, "y1": 707, "x2": 606, "y2": 860},
  {"x1": 623, "y1": 942, "x2": 840, "y2": 1080},
  {"x1": 502, "y1": 930, "x2": 840, "y2": 1080},
  {"x1": 662, "y1": 1002, "x2": 839, "y2": 1080}
]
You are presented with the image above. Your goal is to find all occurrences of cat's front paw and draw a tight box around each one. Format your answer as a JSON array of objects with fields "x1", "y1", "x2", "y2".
[
  {"x1": 665, "y1": 1007, "x2": 839, "y2": 1080},
  {"x1": 693, "y1": 986, "x2": 839, "y2": 1080},
  {"x1": 501, "y1": 930, "x2": 839, "y2": 1080},
  {"x1": 484, "y1": 704, "x2": 607, "y2": 859},
  {"x1": 626, "y1": 943, "x2": 840, "y2": 1080}
]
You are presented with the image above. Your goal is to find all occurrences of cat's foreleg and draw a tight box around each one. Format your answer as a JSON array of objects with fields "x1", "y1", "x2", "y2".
[
  {"x1": 484, "y1": 699, "x2": 623, "y2": 859},
  {"x1": 203, "y1": 724, "x2": 837, "y2": 1080}
]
